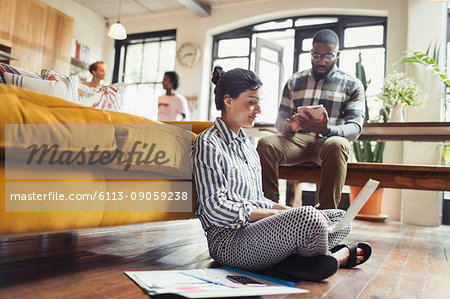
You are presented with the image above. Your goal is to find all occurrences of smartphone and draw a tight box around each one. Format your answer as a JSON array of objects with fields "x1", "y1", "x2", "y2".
[
  {"x1": 298, "y1": 104, "x2": 324, "y2": 120},
  {"x1": 226, "y1": 275, "x2": 266, "y2": 286},
  {"x1": 297, "y1": 104, "x2": 323, "y2": 111}
]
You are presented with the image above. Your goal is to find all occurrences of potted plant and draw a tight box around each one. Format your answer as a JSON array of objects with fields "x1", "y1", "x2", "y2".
[
  {"x1": 350, "y1": 53, "x2": 387, "y2": 220},
  {"x1": 397, "y1": 42, "x2": 450, "y2": 101},
  {"x1": 352, "y1": 54, "x2": 387, "y2": 163},
  {"x1": 378, "y1": 71, "x2": 425, "y2": 122}
]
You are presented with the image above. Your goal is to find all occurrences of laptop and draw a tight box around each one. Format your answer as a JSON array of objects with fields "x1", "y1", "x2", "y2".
[{"x1": 328, "y1": 179, "x2": 380, "y2": 234}]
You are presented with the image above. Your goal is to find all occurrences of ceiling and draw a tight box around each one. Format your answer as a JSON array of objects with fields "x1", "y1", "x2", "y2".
[{"x1": 73, "y1": 0, "x2": 244, "y2": 19}]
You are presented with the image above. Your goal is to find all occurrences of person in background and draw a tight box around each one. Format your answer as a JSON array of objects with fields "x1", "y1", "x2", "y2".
[
  {"x1": 83, "y1": 61, "x2": 106, "y2": 88},
  {"x1": 256, "y1": 29, "x2": 365, "y2": 209},
  {"x1": 158, "y1": 71, "x2": 190, "y2": 121},
  {"x1": 192, "y1": 65, "x2": 372, "y2": 282}
]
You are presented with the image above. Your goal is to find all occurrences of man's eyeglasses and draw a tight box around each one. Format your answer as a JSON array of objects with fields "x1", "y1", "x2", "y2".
[{"x1": 310, "y1": 51, "x2": 337, "y2": 62}]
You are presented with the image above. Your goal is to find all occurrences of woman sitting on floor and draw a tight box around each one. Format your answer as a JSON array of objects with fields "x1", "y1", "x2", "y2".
[{"x1": 192, "y1": 66, "x2": 371, "y2": 281}]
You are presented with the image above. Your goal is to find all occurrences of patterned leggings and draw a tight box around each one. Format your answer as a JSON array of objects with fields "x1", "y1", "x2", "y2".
[{"x1": 206, "y1": 206, "x2": 350, "y2": 271}]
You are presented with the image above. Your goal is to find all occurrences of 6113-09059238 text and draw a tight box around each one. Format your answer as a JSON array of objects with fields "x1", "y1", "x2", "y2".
[{"x1": 9, "y1": 191, "x2": 189, "y2": 201}]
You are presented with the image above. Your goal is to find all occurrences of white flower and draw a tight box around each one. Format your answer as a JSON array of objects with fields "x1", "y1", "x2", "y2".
[{"x1": 378, "y1": 72, "x2": 425, "y2": 107}]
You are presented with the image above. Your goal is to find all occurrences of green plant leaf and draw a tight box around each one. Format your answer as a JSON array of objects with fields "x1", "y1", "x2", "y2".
[
  {"x1": 353, "y1": 52, "x2": 385, "y2": 162},
  {"x1": 374, "y1": 142, "x2": 385, "y2": 163},
  {"x1": 399, "y1": 51, "x2": 450, "y2": 86}
]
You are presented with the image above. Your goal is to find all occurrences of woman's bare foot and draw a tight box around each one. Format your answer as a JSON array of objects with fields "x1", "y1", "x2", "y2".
[{"x1": 331, "y1": 247, "x2": 365, "y2": 267}]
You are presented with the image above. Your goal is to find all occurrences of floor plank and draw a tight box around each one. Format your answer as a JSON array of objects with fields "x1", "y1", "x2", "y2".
[{"x1": 1, "y1": 219, "x2": 449, "y2": 298}]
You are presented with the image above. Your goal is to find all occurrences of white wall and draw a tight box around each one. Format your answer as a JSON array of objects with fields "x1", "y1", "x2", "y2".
[{"x1": 400, "y1": 0, "x2": 447, "y2": 226}]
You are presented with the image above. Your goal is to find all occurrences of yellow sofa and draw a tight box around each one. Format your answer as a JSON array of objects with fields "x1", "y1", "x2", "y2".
[{"x1": 0, "y1": 84, "x2": 212, "y2": 236}]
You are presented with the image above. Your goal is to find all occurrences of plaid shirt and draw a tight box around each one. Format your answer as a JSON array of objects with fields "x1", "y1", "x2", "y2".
[{"x1": 276, "y1": 65, "x2": 365, "y2": 141}]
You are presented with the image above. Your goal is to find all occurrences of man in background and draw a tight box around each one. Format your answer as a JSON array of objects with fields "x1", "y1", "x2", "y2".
[
  {"x1": 256, "y1": 29, "x2": 365, "y2": 209},
  {"x1": 83, "y1": 61, "x2": 106, "y2": 88},
  {"x1": 158, "y1": 71, "x2": 190, "y2": 121}
]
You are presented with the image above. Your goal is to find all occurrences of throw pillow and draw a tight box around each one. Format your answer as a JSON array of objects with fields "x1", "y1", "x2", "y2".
[
  {"x1": 41, "y1": 69, "x2": 80, "y2": 103},
  {"x1": 4, "y1": 72, "x2": 80, "y2": 104},
  {"x1": 0, "y1": 62, "x2": 41, "y2": 84},
  {"x1": 78, "y1": 83, "x2": 126, "y2": 111},
  {"x1": 102, "y1": 123, "x2": 193, "y2": 179}
]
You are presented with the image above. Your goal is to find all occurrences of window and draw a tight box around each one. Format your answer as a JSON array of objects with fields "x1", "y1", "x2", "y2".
[
  {"x1": 211, "y1": 15, "x2": 387, "y2": 122},
  {"x1": 443, "y1": 4, "x2": 450, "y2": 225},
  {"x1": 446, "y1": 5, "x2": 450, "y2": 122},
  {"x1": 112, "y1": 30, "x2": 176, "y2": 120}
]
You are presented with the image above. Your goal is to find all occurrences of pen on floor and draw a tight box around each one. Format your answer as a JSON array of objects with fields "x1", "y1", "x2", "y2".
[
  {"x1": 180, "y1": 271, "x2": 233, "y2": 288},
  {"x1": 222, "y1": 266, "x2": 295, "y2": 287}
]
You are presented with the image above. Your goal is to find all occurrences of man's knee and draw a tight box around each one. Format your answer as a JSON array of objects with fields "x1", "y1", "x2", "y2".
[
  {"x1": 321, "y1": 137, "x2": 350, "y2": 159},
  {"x1": 256, "y1": 135, "x2": 281, "y2": 158}
]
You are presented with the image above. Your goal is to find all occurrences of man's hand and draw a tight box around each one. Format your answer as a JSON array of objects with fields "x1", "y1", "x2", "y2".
[
  {"x1": 286, "y1": 114, "x2": 302, "y2": 132},
  {"x1": 298, "y1": 108, "x2": 329, "y2": 135}
]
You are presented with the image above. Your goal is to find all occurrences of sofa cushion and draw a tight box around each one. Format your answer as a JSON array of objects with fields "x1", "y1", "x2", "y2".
[
  {"x1": 105, "y1": 123, "x2": 193, "y2": 178},
  {"x1": 0, "y1": 85, "x2": 198, "y2": 176},
  {"x1": 79, "y1": 83, "x2": 126, "y2": 111},
  {"x1": 0, "y1": 159, "x2": 106, "y2": 235},
  {"x1": 162, "y1": 121, "x2": 213, "y2": 136},
  {"x1": 0, "y1": 62, "x2": 41, "y2": 83},
  {"x1": 41, "y1": 68, "x2": 69, "y2": 81},
  {"x1": 4, "y1": 124, "x2": 117, "y2": 165},
  {"x1": 0, "y1": 156, "x2": 194, "y2": 235},
  {"x1": 0, "y1": 85, "x2": 117, "y2": 152},
  {"x1": 4, "y1": 72, "x2": 79, "y2": 103},
  {"x1": 0, "y1": 84, "x2": 206, "y2": 235}
]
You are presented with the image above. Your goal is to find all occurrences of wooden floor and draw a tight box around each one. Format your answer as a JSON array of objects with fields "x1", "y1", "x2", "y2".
[{"x1": 1, "y1": 219, "x2": 449, "y2": 299}]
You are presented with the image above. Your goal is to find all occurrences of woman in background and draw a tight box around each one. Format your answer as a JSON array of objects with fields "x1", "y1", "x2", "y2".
[
  {"x1": 157, "y1": 71, "x2": 190, "y2": 121},
  {"x1": 192, "y1": 66, "x2": 371, "y2": 282}
]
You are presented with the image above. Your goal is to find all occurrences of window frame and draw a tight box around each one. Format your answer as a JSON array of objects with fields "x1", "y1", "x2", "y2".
[{"x1": 111, "y1": 29, "x2": 176, "y2": 83}]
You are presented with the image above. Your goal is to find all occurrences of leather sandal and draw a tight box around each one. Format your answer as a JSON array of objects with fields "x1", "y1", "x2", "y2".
[
  {"x1": 269, "y1": 254, "x2": 339, "y2": 282},
  {"x1": 330, "y1": 242, "x2": 372, "y2": 268}
]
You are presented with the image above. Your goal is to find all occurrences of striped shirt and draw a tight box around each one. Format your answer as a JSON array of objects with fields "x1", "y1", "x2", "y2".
[
  {"x1": 192, "y1": 117, "x2": 274, "y2": 230},
  {"x1": 276, "y1": 65, "x2": 365, "y2": 141}
]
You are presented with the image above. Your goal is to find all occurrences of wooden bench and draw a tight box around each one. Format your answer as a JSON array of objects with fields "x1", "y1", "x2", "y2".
[
  {"x1": 279, "y1": 162, "x2": 450, "y2": 191},
  {"x1": 254, "y1": 122, "x2": 450, "y2": 191}
]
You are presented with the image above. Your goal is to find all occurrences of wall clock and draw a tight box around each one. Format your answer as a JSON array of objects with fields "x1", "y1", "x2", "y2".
[{"x1": 177, "y1": 42, "x2": 201, "y2": 67}]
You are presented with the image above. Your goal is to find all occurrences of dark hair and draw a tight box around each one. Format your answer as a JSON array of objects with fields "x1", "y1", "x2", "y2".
[
  {"x1": 312, "y1": 29, "x2": 339, "y2": 48},
  {"x1": 211, "y1": 66, "x2": 262, "y2": 111},
  {"x1": 89, "y1": 61, "x2": 104, "y2": 74},
  {"x1": 164, "y1": 71, "x2": 179, "y2": 90}
]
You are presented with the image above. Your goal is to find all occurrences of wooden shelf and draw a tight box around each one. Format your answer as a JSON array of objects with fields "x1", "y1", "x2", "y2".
[
  {"x1": 0, "y1": 38, "x2": 12, "y2": 49},
  {"x1": 279, "y1": 162, "x2": 450, "y2": 191},
  {"x1": 0, "y1": 49, "x2": 19, "y2": 62},
  {"x1": 360, "y1": 122, "x2": 450, "y2": 142},
  {"x1": 70, "y1": 57, "x2": 89, "y2": 70}
]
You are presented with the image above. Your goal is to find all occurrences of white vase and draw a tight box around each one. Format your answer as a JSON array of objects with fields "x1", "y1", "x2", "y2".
[{"x1": 389, "y1": 104, "x2": 405, "y2": 122}]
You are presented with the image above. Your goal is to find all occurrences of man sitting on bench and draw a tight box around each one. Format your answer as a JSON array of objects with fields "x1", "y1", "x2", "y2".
[{"x1": 256, "y1": 29, "x2": 365, "y2": 209}]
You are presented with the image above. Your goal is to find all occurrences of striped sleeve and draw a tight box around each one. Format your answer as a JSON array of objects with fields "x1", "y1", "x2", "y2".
[{"x1": 193, "y1": 137, "x2": 256, "y2": 229}]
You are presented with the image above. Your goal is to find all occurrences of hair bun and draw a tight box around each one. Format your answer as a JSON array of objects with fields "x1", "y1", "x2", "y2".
[{"x1": 211, "y1": 66, "x2": 224, "y2": 84}]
